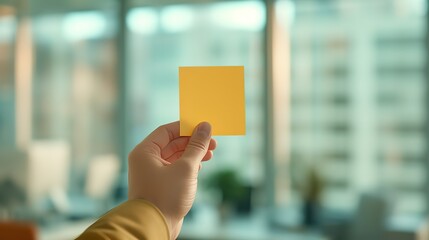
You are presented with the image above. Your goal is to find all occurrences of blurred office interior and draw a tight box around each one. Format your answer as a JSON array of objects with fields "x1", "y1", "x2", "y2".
[{"x1": 0, "y1": 0, "x2": 429, "y2": 239}]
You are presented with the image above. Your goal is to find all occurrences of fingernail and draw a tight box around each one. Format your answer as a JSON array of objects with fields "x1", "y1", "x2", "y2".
[{"x1": 197, "y1": 122, "x2": 211, "y2": 138}]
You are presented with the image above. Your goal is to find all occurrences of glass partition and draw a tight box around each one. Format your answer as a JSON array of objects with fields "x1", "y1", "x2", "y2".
[
  {"x1": 0, "y1": 1, "x2": 121, "y2": 222},
  {"x1": 126, "y1": 0, "x2": 267, "y2": 232},
  {"x1": 126, "y1": 0, "x2": 266, "y2": 189},
  {"x1": 29, "y1": 6, "x2": 121, "y2": 209},
  {"x1": 0, "y1": 0, "x2": 428, "y2": 239},
  {"x1": 32, "y1": 9, "x2": 119, "y2": 173},
  {"x1": 276, "y1": 0, "x2": 427, "y2": 221}
]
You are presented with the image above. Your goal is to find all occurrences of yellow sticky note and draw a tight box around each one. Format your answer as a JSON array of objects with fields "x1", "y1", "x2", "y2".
[{"x1": 179, "y1": 66, "x2": 246, "y2": 136}]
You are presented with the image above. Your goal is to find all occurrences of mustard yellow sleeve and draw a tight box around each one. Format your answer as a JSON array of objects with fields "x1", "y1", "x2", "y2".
[{"x1": 75, "y1": 199, "x2": 170, "y2": 240}]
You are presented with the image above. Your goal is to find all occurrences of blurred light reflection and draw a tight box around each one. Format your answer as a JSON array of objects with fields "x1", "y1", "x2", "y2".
[
  {"x1": 160, "y1": 5, "x2": 194, "y2": 33},
  {"x1": 62, "y1": 11, "x2": 107, "y2": 41},
  {"x1": 209, "y1": 1, "x2": 265, "y2": 31},
  {"x1": 127, "y1": 8, "x2": 158, "y2": 34}
]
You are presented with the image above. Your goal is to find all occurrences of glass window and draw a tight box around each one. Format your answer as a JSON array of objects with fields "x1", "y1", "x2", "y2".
[
  {"x1": 126, "y1": 0, "x2": 265, "y2": 179},
  {"x1": 126, "y1": 0, "x2": 266, "y2": 227},
  {"x1": 276, "y1": 0, "x2": 427, "y2": 220},
  {"x1": 0, "y1": 0, "x2": 122, "y2": 224},
  {"x1": 32, "y1": 9, "x2": 119, "y2": 170},
  {"x1": 28, "y1": 3, "x2": 119, "y2": 208},
  {"x1": 1, "y1": 0, "x2": 428, "y2": 238}
]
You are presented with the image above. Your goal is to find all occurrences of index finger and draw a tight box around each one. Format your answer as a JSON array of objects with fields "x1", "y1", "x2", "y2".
[{"x1": 139, "y1": 121, "x2": 181, "y2": 155}]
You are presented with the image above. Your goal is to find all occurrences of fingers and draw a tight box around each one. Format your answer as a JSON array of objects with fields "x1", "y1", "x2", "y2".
[
  {"x1": 209, "y1": 139, "x2": 217, "y2": 151},
  {"x1": 166, "y1": 151, "x2": 184, "y2": 162},
  {"x1": 129, "y1": 121, "x2": 217, "y2": 170},
  {"x1": 161, "y1": 137, "x2": 189, "y2": 159},
  {"x1": 161, "y1": 137, "x2": 217, "y2": 160},
  {"x1": 166, "y1": 149, "x2": 214, "y2": 163},
  {"x1": 129, "y1": 121, "x2": 180, "y2": 168},
  {"x1": 179, "y1": 122, "x2": 212, "y2": 166},
  {"x1": 139, "y1": 121, "x2": 181, "y2": 155},
  {"x1": 203, "y1": 150, "x2": 213, "y2": 161}
]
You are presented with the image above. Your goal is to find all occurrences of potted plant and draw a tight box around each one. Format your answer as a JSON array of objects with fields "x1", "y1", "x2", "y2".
[{"x1": 206, "y1": 169, "x2": 246, "y2": 221}]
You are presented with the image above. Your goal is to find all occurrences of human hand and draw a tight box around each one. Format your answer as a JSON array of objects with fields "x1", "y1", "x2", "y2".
[{"x1": 128, "y1": 121, "x2": 216, "y2": 239}]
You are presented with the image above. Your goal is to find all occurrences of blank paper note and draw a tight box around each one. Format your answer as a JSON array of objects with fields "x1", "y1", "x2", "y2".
[{"x1": 179, "y1": 66, "x2": 246, "y2": 136}]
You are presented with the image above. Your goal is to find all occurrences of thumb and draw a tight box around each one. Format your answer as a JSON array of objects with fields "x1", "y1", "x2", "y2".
[{"x1": 180, "y1": 122, "x2": 212, "y2": 165}]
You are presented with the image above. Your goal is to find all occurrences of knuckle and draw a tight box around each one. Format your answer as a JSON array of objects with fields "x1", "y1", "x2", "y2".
[
  {"x1": 155, "y1": 125, "x2": 164, "y2": 132},
  {"x1": 187, "y1": 139, "x2": 207, "y2": 152}
]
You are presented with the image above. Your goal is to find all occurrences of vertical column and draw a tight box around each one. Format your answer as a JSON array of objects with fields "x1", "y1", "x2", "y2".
[
  {"x1": 350, "y1": 25, "x2": 377, "y2": 196},
  {"x1": 117, "y1": 0, "x2": 128, "y2": 199},
  {"x1": 14, "y1": 0, "x2": 32, "y2": 150},
  {"x1": 272, "y1": 3, "x2": 291, "y2": 207},
  {"x1": 264, "y1": 0, "x2": 276, "y2": 219},
  {"x1": 424, "y1": 0, "x2": 429, "y2": 215}
]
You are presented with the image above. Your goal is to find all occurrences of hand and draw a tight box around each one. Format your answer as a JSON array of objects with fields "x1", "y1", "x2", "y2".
[{"x1": 128, "y1": 121, "x2": 216, "y2": 239}]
